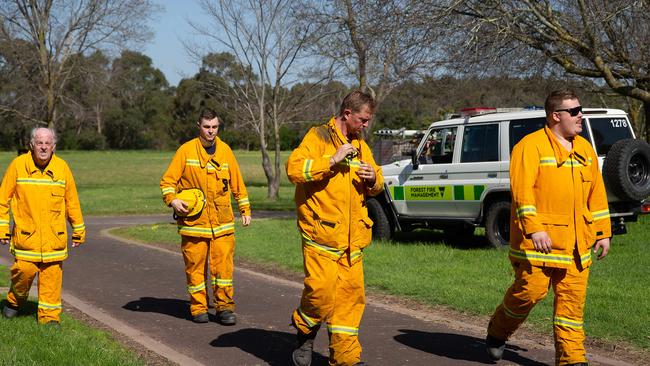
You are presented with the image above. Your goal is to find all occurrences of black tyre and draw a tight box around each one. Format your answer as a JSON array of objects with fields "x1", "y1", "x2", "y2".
[
  {"x1": 367, "y1": 197, "x2": 392, "y2": 240},
  {"x1": 485, "y1": 201, "x2": 511, "y2": 249},
  {"x1": 602, "y1": 139, "x2": 650, "y2": 201}
]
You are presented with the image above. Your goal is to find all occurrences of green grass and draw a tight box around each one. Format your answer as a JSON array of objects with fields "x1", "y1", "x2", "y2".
[
  {"x1": 0, "y1": 150, "x2": 294, "y2": 215},
  {"x1": 0, "y1": 265, "x2": 144, "y2": 365},
  {"x1": 113, "y1": 216, "x2": 650, "y2": 352}
]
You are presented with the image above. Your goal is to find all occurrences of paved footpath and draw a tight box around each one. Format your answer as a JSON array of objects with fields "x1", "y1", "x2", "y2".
[{"x1": 0, "y1": 215, "x2": 636, "y2": 366}]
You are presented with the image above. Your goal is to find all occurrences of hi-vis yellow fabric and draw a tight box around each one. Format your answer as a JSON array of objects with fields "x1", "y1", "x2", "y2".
[
  {"x1": 287, "y1": 117, "x2": 384, "y2": 365},
  {"x1": 286, "y1": 117, "x2": 384, "y2": 257},
  {"x1": 160, "y1": 137, "x2": 250, "y2": 238},
  {"x1": 509, "y1": 126, "x2": 611, "y2": 268},
  {"x1": 0, "y1": 153, "x2": 86, "y2": 262}
]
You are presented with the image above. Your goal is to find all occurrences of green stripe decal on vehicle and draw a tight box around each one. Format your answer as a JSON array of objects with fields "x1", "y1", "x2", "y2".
[
  {"x1": 391, "y1": 185, "x2": 485, "y2": 201},
  {"x1": 391, "y1": 186, "x2": 404, "y2": 200}
]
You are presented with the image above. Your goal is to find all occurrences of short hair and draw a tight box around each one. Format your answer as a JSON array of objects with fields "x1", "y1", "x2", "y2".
[
  {"x1": 30, "y1": 127, "x2": 57, "y2": 146},
  {"x1": 339, "y1": 90, "x2": 376, "y2": 116},
  {"x1": 544, "y1": 89, "x2": 579, "y2": 116},
  {"x1": 198, "y1": 108, "x2": 219, "y2": 123}
]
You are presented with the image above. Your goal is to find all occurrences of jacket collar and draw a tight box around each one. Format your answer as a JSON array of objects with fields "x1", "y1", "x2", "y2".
[
  {"x1": 327, "y1": 117, "x2": 361, "y2": 147},
  {"x1": 26, "y1": 152, "x2": 58, "y2": 178},
  {"x1": 194, "y1": 136, "x2": 222, "y2": 168},
  {"x1": 543, "y1": 125, "x2": 588, "y2": 166}
]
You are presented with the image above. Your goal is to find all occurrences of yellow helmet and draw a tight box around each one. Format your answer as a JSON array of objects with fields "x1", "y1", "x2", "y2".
[{"x1": 175, "y1": 188, "x2": 206, "y2": 218}]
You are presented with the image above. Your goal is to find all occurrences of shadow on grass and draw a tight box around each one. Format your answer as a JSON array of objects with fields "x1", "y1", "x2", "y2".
[
  {"x1": 394, "y1": 329, "x2": 548, "y2": 365},
  {"x1": 122, "y1": 297, "x2": 194, "y2": 321},
  {"x1": 210, "y1": 327, "x2": 328, "y2": 366},
  {"x1": 385, "y1": 229, "x2": 493, "y2": 249},
  {"x1": 0, "y1": 299, "x2": 38, "y2": 318}
]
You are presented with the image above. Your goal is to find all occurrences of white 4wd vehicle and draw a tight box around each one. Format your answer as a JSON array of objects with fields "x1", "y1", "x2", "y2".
[{"x1": 369, "y1": 108, "x2": 650, "y2": 248}]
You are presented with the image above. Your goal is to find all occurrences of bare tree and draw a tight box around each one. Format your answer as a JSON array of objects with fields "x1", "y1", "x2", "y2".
[
  {"x1": 297, "y1": 0, "x2": 447, "y2": 130},
  {"x1": 189, "y1": 0, "x2": 334, "y2": 199},
  {"x1": 446, "y1": 0, "x2": 650, "y2": 140},
  {"x1": 0, "y1": 0, "x2": 157, "y2": 129}
]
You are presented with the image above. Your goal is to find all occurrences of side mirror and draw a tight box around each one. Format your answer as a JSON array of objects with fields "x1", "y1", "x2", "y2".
[{"x1": 411, "y1": 149, "x2": 419, "y2": 170}]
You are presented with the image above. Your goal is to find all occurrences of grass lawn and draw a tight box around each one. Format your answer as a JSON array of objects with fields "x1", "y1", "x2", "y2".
[
  {"x1": 0, "y1": 150, "x2": 294, "y2": 215},
  {"x1": 112, "y1": 215, "x2": 650, "y2": 352},
  {"x1": 0, "y1": 265, "x2": 144, "y2": 365}
]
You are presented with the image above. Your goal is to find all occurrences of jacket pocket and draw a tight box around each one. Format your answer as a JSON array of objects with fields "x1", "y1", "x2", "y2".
[
  {"x1": 582, "y1": 211, "x2": 595, "y2": 247},
  {"x1": 216, "y1": 203, "x2": 234, "y2": 224},
  {"x1": 580, "y1": 170, "x2": 592, "y2": 203},
  {"x1": 50, "y1": 223, "x2": 67, "y2": 250},
  {"x1": 311, "y1": 215, "x2": 342, "y2": 247},
  {"x1": 13, "y1": 222, "x2": 35, "y2": 248},
  {"x1": 538, "y1": 212, "x2": 570, "y2": 250},
  {"x1": 51, "y1": 186, "x2": 65, "y2": 212},
  {"x1": 352, "y1": 216, "x2": 374, "y2": 248}
]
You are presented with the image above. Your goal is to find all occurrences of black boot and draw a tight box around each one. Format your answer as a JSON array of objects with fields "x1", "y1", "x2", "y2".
[
  {"x1": 485, "y1": 334, "x2": 506, "y2": 360},
  {"x1": 292, "y1": 330, "x2": 317, "y2": 366}
]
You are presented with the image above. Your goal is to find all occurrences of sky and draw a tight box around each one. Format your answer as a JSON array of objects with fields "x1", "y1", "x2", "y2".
[{"x1": 144, "y1": 0, "x2": 212, "y2": 87}]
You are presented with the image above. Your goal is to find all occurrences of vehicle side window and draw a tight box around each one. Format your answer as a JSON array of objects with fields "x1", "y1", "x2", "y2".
[
  {"x1": 420, "y1": 127, "x2": 458, "y2": 164},
  {"x1": 587, "y1": 117, "x2": 634, "y2": 156},
  {"x1": 461, "y1": 124, "x2": 499, "y2": 163},
  {"x1": 509, "y1": 118, "x2": 546, "y2": 152}
]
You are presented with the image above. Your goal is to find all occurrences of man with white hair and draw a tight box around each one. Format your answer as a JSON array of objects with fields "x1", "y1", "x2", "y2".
[{"x1": 0, "y1": 127, "x2": 86, "y2": 326}]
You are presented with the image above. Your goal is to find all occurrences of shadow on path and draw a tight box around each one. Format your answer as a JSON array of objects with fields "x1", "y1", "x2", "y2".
[
  {"x1": 122, "y1": 297, "x2": 192, "y2": 321},
  {"x1": 394, "y1": 329, "x2": 549, "y2": 366},
  {"x1": 210, "y1": 328, "x2": 328, "y2": 366}
]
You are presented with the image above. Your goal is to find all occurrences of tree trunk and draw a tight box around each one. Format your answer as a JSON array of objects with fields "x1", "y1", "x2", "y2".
[{"x1": 644, "y1": 101, "x2": 650, "y2": 143}]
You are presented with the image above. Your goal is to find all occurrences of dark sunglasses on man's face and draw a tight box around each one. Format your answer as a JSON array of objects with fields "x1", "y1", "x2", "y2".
[{"x1": 555, "y1": 106, "x2": 583, "y2": 117}]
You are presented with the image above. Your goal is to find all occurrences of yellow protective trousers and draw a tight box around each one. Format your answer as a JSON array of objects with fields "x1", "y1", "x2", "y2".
[
  {"x1": 6, "y1": 259, "x2": 62, "y2": 323},
  {"x1": 488, "y1": 260, "x2": 589, "y2": 365},
  {"x1": 181, "y1": 234, "x2": 235, "y2": 316},
  {"x1": 292, "y1": 245, "x2": 366, "y2": 366}
]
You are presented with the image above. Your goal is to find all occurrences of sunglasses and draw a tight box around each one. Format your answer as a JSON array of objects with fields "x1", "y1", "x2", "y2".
[{"x1": 554, "y1": 106, "x2": 583, "y2": 117}]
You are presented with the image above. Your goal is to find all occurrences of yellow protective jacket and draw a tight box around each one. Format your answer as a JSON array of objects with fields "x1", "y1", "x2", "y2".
[
  {"x1": 509, "y1": 125, "x2": 611, "y2": 269},
  {"x1": 0, "y1": 153, "x2": 86, "y2": 263},
  {"x1": 286, "y1": 118, "x2": 384, "y2": 262},
  {"x1": 160, "y1": 137, "x2": 250, "y2": 238}
]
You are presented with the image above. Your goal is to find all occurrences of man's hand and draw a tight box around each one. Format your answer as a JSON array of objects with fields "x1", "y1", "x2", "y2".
[
  {"x1": 241, "y1": 215, "x2": 251, "y2": 226},
  {"x1": 171, "y1": 198, "x2": 189, "y2": 214},
  {"x1": 330, "y1": 143, "x2": 358, "y2": 167},
  {"x1": 530, "y1": 231, "x2": 552, "y2": 254},
  {"x1": 72, "y1": 234, "x2": 84, "y2": 248},
  {"x1": 0, "y1": 239, "x2": 9, "y2": 246},
  {"x1": 356, "y1": 162, "x2": 376, "y2": 184},
  {"x1": 593, "y1": 238, "x2": 610, "y2": 260}
]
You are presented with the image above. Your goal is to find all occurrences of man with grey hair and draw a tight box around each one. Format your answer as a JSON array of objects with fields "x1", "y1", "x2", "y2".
[{"x1": 0, "y1": 127, "x2": 86, "y2": 326}]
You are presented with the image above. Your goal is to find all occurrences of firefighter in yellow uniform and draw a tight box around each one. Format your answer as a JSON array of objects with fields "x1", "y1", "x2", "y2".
[
  {"x1": 287, "y1": 91, "x2": 384, "y2": 366},
  {"x1": 160, "y1": 108, "x2": 251, "y2": 325},
  {"x1": 486, "y1": 90, "x2": 611, "y2": 366},
  {"x1": 1, "y1": 127, "x2": 85, "y2": 325}
]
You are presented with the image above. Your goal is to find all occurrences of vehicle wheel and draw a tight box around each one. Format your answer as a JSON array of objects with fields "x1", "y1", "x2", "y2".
[
  {"x1": 443, "y1": 222, "x2": 476, "y2": 246},
  {"x1": 367, "y1": 198, "x2": 392, "y2": 241},
  {"x1": 603, "y1": 139, "x2": 650, "y2": 201},
  {"x1": 485, "y1": 201, "x2": 511, "y2": 249}
]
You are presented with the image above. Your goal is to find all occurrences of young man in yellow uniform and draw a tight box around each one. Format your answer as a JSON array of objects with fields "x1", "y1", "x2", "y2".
[
  {"x1": 1, "y1": 127, "x2": 86, "y2": 325},
  {"x1": 486, "y1": 90, "x2": 611, "y2": 365},
  {"x1": 160, "y1": 108, "x2": 251, "y2": 325},
  {"x1": 286, "y1": 91, "x2": 384, "y2": 366}
]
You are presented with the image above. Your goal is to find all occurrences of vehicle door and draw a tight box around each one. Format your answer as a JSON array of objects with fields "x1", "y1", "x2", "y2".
[
  {"x1": 398, "y1": 126, "x2": 459, "y2": 217},
  {"x1": 453, "y1": 122, "x2": 502, "y2": 218}
]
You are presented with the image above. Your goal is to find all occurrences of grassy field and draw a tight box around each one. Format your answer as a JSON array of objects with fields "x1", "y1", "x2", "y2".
[
  {"x1": 0, "y1": 150, "x2": 294, "y2": 215},
  {"x1": 0, "y1": 265, "x2": 144, "y2": 365},
  {"x1": 113, "y1": 215, "x2": 650, "y2": 352}
]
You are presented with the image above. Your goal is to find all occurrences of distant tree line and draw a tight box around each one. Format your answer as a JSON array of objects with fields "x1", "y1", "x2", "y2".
[{"x1": 0, "y1": 47, "x2": 638, "y2": 151}]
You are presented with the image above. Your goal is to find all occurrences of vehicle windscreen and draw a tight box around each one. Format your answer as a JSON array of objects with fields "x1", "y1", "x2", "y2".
[
  {"x1": 587, "y1": 117, "x2": 634, "y2": 156},
  {"x1": 509, "y1": 117, "x2": 591, "y2": 152}
]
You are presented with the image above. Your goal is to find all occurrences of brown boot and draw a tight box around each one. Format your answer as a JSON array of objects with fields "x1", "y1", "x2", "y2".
[{"x1": 292, "y1": 330, "x2": 317, "y2": 366}]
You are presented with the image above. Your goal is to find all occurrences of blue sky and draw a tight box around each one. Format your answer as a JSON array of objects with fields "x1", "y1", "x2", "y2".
[{"x1": 144, "y1": 0, "x2": 211, "y2": 86}]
